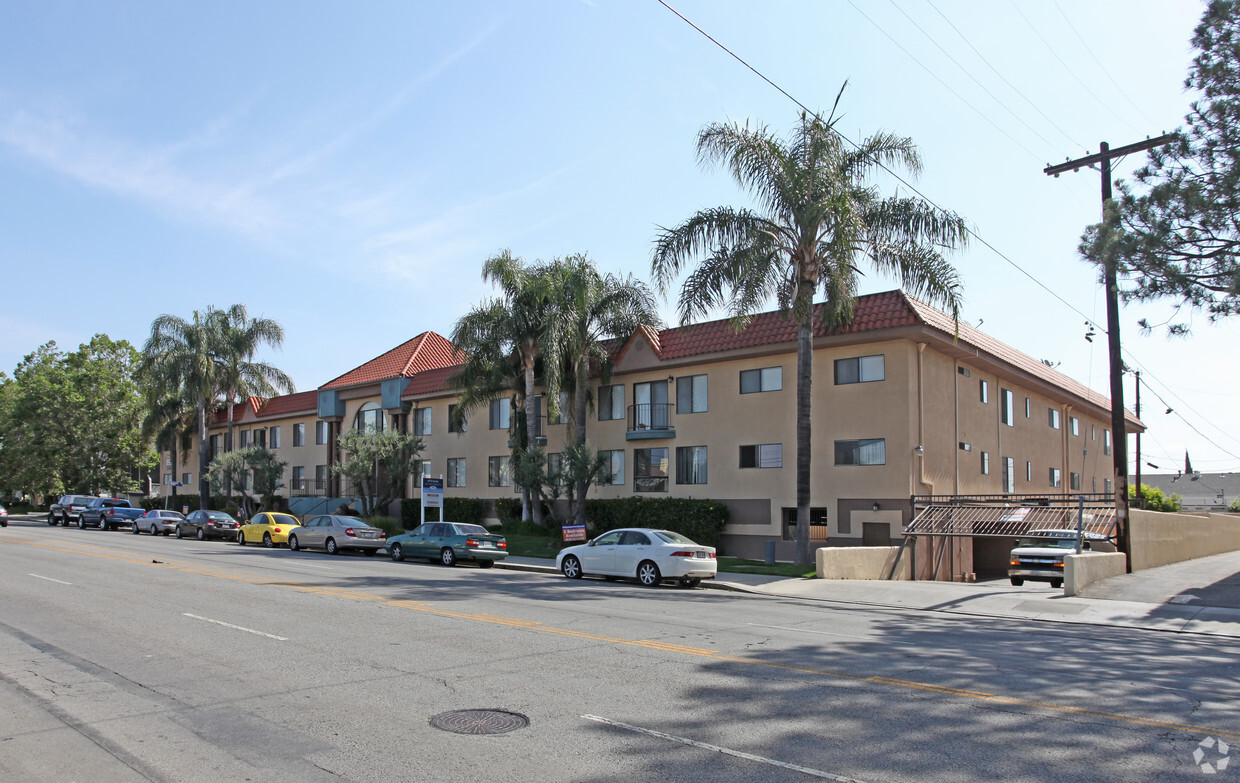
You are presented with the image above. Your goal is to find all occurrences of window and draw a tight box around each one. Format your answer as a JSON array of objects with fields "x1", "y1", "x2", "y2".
[
  {"x1": 740, "y1": 366, "x2": 782, "y2": 393},
  {"x1": 1091, "y1": 424, "x2": 1096, "y2": 440},
  {"x1": 634, "y1": 448, "x2": 669, "y2": 492},
  {"x1": 182, "y1": 472, "x2": 192, "y2": 486},
  {"x1": 487, "y1": 456, "x2": 511, "y2": 487},
  {"x1": 676, "y1": 446, "x2": 708, "y2": 485},
  {"x1": 209, "y1": 433, "x2": 222, "y2": 457},
  {"x1": 1026, "y1": 461, "x2": 1033, "y2": 482},
  {"x1": 981, "y1": 451, "x2": 990, "y2": 475},
  {"x1": 414, "y1": 459, "x2": 431, "y2": 481},
  {"x1": 546, "y1": 392, "x2": 568, "y2": 425},
  {"x1": 632, "y1": 380, "x2": 669, "y2": 429},
  {"x1": 355, "y1": 402, "x2": 384, "y2": 434},
  {"x1": 242, "y1": 471, "x2": 252, "y2": 491},
  {"x1": 1002, "y1": 457, "x2": 1015, "y2": 493},
  {"x1": 958, "y1": 366, "x2": 971, "y2": 377},
  {"x1": 835, "y1": 439, "x2": 886, "y2": 466},
  {"x1": 546, "y1": 452, "x2": 563, "y2": 482},
  {"x1": 447, "y1": 458, "x2": 466, "y2": 488},
  {"x1": 1070, "y1": 417, "x2": 1079, "y2": 437},
  {"x1": 1104, "y1": 478, "x2": 1113, "y2": 493},
  {"x1": 1093, "y1": 476, "x2": 1098, "y2": 492},
  {"x1": 1025, "y1": 397, "x2": 1031, "y2": 418},
  {"x1": 413, "y1": 407, "x2": 432, "y2": 436},
  {"x1": 162, "y1": 473, "x2": 172, "y2": 486},
  {"x1": 1104, "y1": 429, "x2": 1112, "y2": 456},
  {"x1": 448, "y1": 403, "x2": 467, "y2": 433},
  {"x1": 489, "y1": 399, "x2": 510, "y2": 430},
  {"x1": 979, "y1": 380, "x2": 989, "y2": 404},
  {"x1": 269, "y1": 426, "x2": 281, "y2": 449},
  {"x1": 1048, "y1": 408, "x2": 1061, "y2": 429},
  {"x1": 1001, "y1": 389, "x2": 1014, "y2": 425},
  {"x1": 315, "y1": 465, "x2": 328, "y2": 488},
  {"x1": 1050, "y1": 468, "x2": 1062, "y2": 488},
  {"x1": 254, "y1": 428, "x2": 266, "y2": 448},
  {"x1": 598, "y1": 384, "x2": 625, "y2": 421},
  {"x1": 599, "y1": 450, "x2": 624, "y2": 485},
  {"x1": 676, "y1": 374, "x2": 708, "y2": 413},
  {"x1": 835, "y1": 355, "x2": 885, "y2": 385},
  {"x1": 1070, "y1": 472, "x2": 1081, "y2": 491},
  {"x1": 292, "y1": 466, "x2": 305, "y2": 491},
  {"x1": 740, "y1": 444, "x2": 783, "y2": 468},
  {"x1": 959, "y1": 442, "x2": 972, "y2": 452},
  {"x1": 316, "y1": 421, "x2": 328, "y2": 445},
  {"x1": 239, "y1": 430, "x2": 250, "y2": 448},
  {"x1": 293, "y1": 423, "x2": 305, "y2": 447}
]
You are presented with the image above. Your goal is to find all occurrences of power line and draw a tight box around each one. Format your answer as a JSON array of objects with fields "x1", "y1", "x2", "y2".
[{"x1": 654, "y1": 0, "x2": 1231, "y2": 465}]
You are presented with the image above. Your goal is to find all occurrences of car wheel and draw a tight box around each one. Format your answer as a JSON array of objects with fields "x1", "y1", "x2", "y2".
[
  {"x1": 390, "y1": 543, "x2": 404, "y2": 562},
  {"x1": 678, "y1": 577, "x2": 701, "y2": 588},
  {"x1": 440, "y1": 547, "x2": 457, "y2": 567},
  {"x1": 101, "y1": 520, "x2": 111, "y2": 532},
  {"x1": 48, "y1": 513, "x2": 56, "y2": 526},
  {"x1": 1009, "y1": 577, "x2": 1024, "y2": 586},
  {"x1": 1050, "y1": 578, "x2": 1063, "y2": 589},
  {"x1": 637, "y1": 560, "x2": 661, "y2": 587},
  {"x1": 560, "y1": 555, "x2": 583, "y2": 579},
  {"x1": 77, "y1": 517, "x2": 85, "y2": 529},
  {"x1": 478, "y1": 560, "x2": 495, "y2": 569},
  {"x1": 263, "y1": 533, "x2": 274, "y2": 548},
  {"x1": 288, "y1": 535, "x2": 300, "y2": 551},
  {"x1": 196, "y1": 527, "x2": 205, "y2": 541},
  {"x1": 132, "y1": 522, "x2": 141, "y2": 535},
  {"x1": 237, "y1": 531, "x2": 245, "y2": 545},
  {"x1": 175, "y1": 526, "x2": 184, "y2": 539},
  {"x1": 325, "y1": 538, "x2": 338, "y2": 555}
]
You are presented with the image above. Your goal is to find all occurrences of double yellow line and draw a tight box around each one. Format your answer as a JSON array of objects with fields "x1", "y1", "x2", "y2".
[{"x1": 11, "y1": 536, "x2": 1239, "y2": 741}]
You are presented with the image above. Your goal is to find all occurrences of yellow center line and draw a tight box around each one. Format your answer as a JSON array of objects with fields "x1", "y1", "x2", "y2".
[{"x1": 10, "y1": 536, "x2": 1238, "y2": 740}]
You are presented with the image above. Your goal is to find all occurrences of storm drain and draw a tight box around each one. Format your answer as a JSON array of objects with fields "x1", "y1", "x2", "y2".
[{"x1": 429, "y1": 709, "x2": 529, "y2": 735}]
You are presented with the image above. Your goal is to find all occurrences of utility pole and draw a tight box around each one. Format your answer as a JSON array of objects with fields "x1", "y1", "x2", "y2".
[
  {"x1": 1044, "y1": 134, "x2": 1174, "y2": 573},
  {"x1": 1134, "y1": 370, "x2": 1141, "y2": 507}
]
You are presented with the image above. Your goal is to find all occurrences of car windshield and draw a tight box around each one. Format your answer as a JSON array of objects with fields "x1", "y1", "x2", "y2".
[
  {"x1": 1017, "y1": 536, "x2": 1078, "y2": 548},
  {"x1": 337, "y1": 517, "x2": 372, "y2": 527},
  {"x1": 653, "y1": 530, "x2": 698, "y2": 545},
  {"x1": 454, "y1": 524, "x2": 489, "y2": 536},
  {"x1": 73, "y1": 496, "x2": 94, "y2": 504},
  {"x1": 269, "y1": 514, "x2": 299, "y2": 525},
  {"x1": 163, "y1": 512, "x2": 184, "y2": 519},
  {"x1": 206, "y1": 511, "x2": 234, "y2": 520}
]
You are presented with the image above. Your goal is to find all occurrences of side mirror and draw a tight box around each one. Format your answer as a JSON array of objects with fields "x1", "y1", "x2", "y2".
[{"x1": 588, "y1": 538, "x2": 597, "y2": 547}]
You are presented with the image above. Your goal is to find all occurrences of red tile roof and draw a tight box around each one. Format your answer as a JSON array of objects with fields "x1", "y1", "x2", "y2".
[
  {"x1": 256, "y1": 390, "x2": 318, "y2": 419},
  {"x1": 401, "y1": 364, "x2": 463, "y2": 397},
  {"x1": 212, "y1": 396, "x2": 262, "y2": 424},
  {"x1": 320, "y1": 332, "x2": 463, "y2": 390}
]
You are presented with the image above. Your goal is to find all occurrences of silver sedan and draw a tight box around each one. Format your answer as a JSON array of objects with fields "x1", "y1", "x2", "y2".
[
  {"x1": 134, "y1": 509, "x2": 185, "y2": 536},
  {"x1": 287, "y1": 515, "x2": 387, "y2": 556}
]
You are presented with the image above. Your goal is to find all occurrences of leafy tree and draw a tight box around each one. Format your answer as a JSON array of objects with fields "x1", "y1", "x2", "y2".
[
  {"x1": 1079, "y1": 1, "x2": 1240, "y2": 332},
  {"x1": 1229, "y1": 497, "x2": 1240, "y2": 512},
  {"x1": 208, "y1": 445, "x2": 287, "y2": 515},
  {"x1": 652, "y1": 111, "x2": 966, "y2": 564},
  {"x1": 1132, "y1": 483, "x2": 1182, "y2": 513},
  {"x1": 332, "y1": 428, "x2": 424, "y2": 518}
]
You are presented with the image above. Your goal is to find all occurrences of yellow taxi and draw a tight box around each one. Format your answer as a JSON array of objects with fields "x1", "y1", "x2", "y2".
[{"x1": 237, "y1": 511, "x2": 303, "y2": 548}]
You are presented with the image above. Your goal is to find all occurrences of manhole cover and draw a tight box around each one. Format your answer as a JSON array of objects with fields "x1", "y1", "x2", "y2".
[{"x1": 429, "y1": 709, "x2": 529, "y2": 735}]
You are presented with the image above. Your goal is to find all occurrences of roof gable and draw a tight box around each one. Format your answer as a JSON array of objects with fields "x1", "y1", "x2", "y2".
[{"x1": 320, "y1": 331, "x2": 462, "y2": 390}]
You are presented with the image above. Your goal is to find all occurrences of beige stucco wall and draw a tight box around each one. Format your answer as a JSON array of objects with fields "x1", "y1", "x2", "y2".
[
  {"x1": 1063, "y1": 552, "x2": 1127, "y2": 596},
  {"x1": 1129, "y1": 509, "x2": 1240, "y2": 571},
  {"x1": 816, "y1": 545, "x2": 912, "y2": 580}
]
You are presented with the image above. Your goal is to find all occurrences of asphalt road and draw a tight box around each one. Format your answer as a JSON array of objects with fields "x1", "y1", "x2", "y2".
[{"x1": 2, "y1": 517, "x2": 1238, "y2": 783}]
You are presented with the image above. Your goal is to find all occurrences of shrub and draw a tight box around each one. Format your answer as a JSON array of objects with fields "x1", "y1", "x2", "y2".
[
  {"x1": 1132, "y1": 484, "x2": 1182, "y2": 512},
  {"x1": 583, "y1": 497, "x2": 730, "y2": 547},
  {"x1": 400, "y1": 497, "x2": 491, "y2": 528},
  {"x1": 368, "y1": 516, "x2": 403, "y2": 538}
]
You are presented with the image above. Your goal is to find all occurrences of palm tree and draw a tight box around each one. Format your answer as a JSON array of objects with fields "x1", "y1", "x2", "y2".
[
  {"x1": 213, "y1": 304, "x2": 295, "y2": 494},
  {"x1": 140, "y1": 309, "x2": 226, "y2": 509},
  {"x1": 451, "y1": 250, "x2": 556, "y2": 525},
  {"x1": 544, "y1": 255, "x2": 660, "y2": 524},
  {"x1": 652, "y1": 112, "x2": 968, "y2": 565},
  {"x1": 139, "y1": 390, "x2": 196, "y2": 505}
]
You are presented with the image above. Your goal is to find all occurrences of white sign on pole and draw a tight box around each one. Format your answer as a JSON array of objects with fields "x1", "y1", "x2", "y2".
[{"x1": 420, "y1": 476, "x2": 445, "y2": 523}]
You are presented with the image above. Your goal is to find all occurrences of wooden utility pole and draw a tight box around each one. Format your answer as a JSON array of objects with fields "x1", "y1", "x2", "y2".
[{"x1": 1044, "y1": 134, "x2": 1173, "y2": 572}]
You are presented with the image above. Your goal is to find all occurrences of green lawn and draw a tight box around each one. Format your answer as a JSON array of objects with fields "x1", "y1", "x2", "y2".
[{"x1": 501, "y1": 534, "x2": 816, "y2": 578}]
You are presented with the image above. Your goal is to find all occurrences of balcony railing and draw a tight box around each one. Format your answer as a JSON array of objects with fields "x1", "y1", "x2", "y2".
[
  {"x1": 290, "y1": 478, "x2": 330, "y2": 497},
  {"x1": 627, "y1": 403, "x2": 674, "y2": 439}
]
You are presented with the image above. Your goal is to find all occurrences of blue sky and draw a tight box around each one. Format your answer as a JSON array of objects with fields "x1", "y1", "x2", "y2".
[{"x1": 2, "y1": 1, "x2": 1237, "y2": 476}]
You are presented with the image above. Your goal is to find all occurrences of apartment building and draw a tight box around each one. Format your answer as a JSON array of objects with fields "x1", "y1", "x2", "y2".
[{"x1": 158, "y1": 290, "x2": 1141, "y2": 560}]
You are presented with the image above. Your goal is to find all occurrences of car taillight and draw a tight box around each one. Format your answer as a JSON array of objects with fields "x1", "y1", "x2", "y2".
[
  {"x1": 709, "y1": 552, "x2": 716, "y2": 559},
  {"x1": 107, "y1": 508, "x2": 115, "y2": 517},
  {"x1": 273, "y1": 528, "x2": 282, "y2": 533},
  {"x1": 345, "y1": 528, "x2": 356, "y2": 537},
  {"x1": 379, "y1": 531, "x2": 387, "y2": 539},
  {"x1": 1010, "y1": 560, "x2": 1020, "y2": 566},
  {"x1": 669, "y1": 550, "x2": 692, "y2": 557},
  {"x1": 465, "y1": 538, "x2": 479, "y2": 547},
  {"x1": 498, "y1": 541, "x2": 507, "y2": 549}
]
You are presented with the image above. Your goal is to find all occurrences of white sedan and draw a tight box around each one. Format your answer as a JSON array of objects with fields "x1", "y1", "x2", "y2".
[{"x1": 556, "y1": 528, "x2": 717, "y2": 588}]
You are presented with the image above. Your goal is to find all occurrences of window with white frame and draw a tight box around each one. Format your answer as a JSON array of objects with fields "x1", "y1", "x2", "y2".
[
  {"x1": 740, "y1": 366, "x2": 782, "y2": 393},
  {"x1": 740, "y1": 443, "x2": 782, "y2": 468},
  {"x1": 269, "y1": 426, "x2": 281, "y2": 449},
  {"x1": 675, "y1": 446, "x2": 707, "y2": 485},
  {"x1": 1050, "y1": 467, "x2": 1062, "y2": 488},
  {"x1": 1025, "y1": 397, "x2": 1032, "y2": 418},
  {"x1": 834, "y1": 355, "x2": 885, "y2": 385},
  {"x1": 487, "y1": 456, "x2": 511, "y2": 487},
  {"x1": 634, "y1": 448, "x2": 669, "y2": 492},
  {"x1": 598, "y1": 385, "x2": 625, "y2": 421},
  {"x1": 1026, "y1": 461, "x2": 1033, "y2": 482},
  {"x1": 676, "y1": 374, "x2": 708, "y2": 413},
  {"x1": 292, "y1": 466, "x2": 305, "y2": 490},
  {"x1": 1104, "y1": 429, "x2": 1112, "y2": 455},
  {"x1": 599, "y1": 450, "x2": 624, "y2": 485},
  {"x1": 1104, "y1": 478, "x2": 1113, "y2": 493},
  {"x1": 447, "y1": 458, "x2": 466, "y2": 488},
  {"x1": 1001, "y1": 389, "x2": 1014, "y2": 425},
  {"x1": 240, "y1": 430, "x2": 251, "y2": 448},
  {"x1": 834, "y1": 439, "x2": 886, "y2": 466},
  {"x1": 413, "y1": 407, "x2": 432, "y2": 436},
  {"x1": 355, "y1": 402, "x2": 384, "y2": 434},
  {"x1": 316, "y1": 421, "x2": 328, "y2": 445},
  {"x1": 979, "y1": 380, "x2": 989, "y2": 404},
  {"x1": 489, "y1": 399, "x2": 510, "y2": 430},
  {"x1": 1070, "y1": 417, "x2": 1079, "y2": 436},
  {"x1": 1002, "y1": 457, "x2": 1015, "y2": 493},
  {"x1": 293, "y1": 423, "x2": 305, "y2": 447},
  {"x1": 1048, "y1": 408, "x2": 1061, "y2": 429},
  {"x1": 1070, "y1": 472, "x2": 1081, "y2": 491},
  {"x1": 981, "y1": 451, "x2": 990, "y2": 475},
  {"x1": 182, "y1": 472, "x2": 192, "y2": 486}
]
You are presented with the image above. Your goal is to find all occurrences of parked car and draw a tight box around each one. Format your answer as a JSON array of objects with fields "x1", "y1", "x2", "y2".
[
  {"x1": 48, "y1": 495, "x2": 96, "y2": 526},
  {"x1": 556, "y1": 528, "x2": 718, "y2": 588},
  {"x1": 1008, "y1": 528, "x2": 1112, "y2": 588},
  {"x1": 134, "y1": 509, "x2": 185, "y2": 536},
  {"x1": 388, "y1": 522, "x2": 507, "y2": 567},
  {"x1": 176, "y1": 510, "x2": 241, "y2": 541},
  {"x1": 237, "y1": 512, "x2": 302, "y2": 548},
  {"x1": 287, "y1": 515, "x2": 386, "y2": 555},
  {"x1": 0, "y1": 503, "x2": 7, "y2": 527},
  {"x1": 79, "y1": 498, "x2": 145, "y2": 531}
]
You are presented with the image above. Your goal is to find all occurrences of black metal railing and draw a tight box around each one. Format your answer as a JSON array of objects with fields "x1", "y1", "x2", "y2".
[{"x1": 627, "y1": 403, "x2": 672, "y2": 432}]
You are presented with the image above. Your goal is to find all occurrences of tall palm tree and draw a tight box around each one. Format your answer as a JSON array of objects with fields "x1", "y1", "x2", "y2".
[
  {"x1": 544, "y1": 255, "x2": 660, "y2": 524},
  {"x1": 652, "y1": 112, "x2": 968, "y2": 564},
  {"x1": 451, "y1": 250, "x2": 556, "y2": 525},
  {"x1": 213, "y1": 304, "x2": 295, "y2": 494},
  {"x1": 139, "y1": 389, "x2": 196, "y2": 504},
  {"x1": 140, "y1": 309, "x2": 226, "y2": 509}
]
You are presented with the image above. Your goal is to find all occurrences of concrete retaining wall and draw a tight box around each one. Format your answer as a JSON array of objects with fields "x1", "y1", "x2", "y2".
[
  {"x1": 1063, "y1": 552, "x2": 1127, "y2": 596},
  {"x1": 1129, "y1": 510, "x2": 1240, "y2": 571},
  {"x1": 817, "y1": 546, "x2": 912, "y2": 580}
]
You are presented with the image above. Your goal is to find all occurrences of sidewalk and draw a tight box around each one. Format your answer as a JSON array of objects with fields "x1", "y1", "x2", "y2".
[{"x1": 498, "y1": 551, "x2": 1240, "y2": 639}]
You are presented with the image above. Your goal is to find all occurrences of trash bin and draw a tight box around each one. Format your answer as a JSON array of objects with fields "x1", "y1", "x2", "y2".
[{"x1": 764, "y1": 540, "x2": 776, "y2": 565}]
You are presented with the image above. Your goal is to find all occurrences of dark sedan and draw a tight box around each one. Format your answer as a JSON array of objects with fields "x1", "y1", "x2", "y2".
[{"x1": 176, "y1": 510, "x2": 241, "y2": 541}]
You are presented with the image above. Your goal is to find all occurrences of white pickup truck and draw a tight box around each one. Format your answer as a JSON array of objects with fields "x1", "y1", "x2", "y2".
[{"x1": 1008, "y1": 529, "x2": 1112, "y2": 588}]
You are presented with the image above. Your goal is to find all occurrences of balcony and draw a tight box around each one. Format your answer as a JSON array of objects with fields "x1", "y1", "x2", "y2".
[{"x1": 626, "y1": 403, "x2": 675, "y2": 441}]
